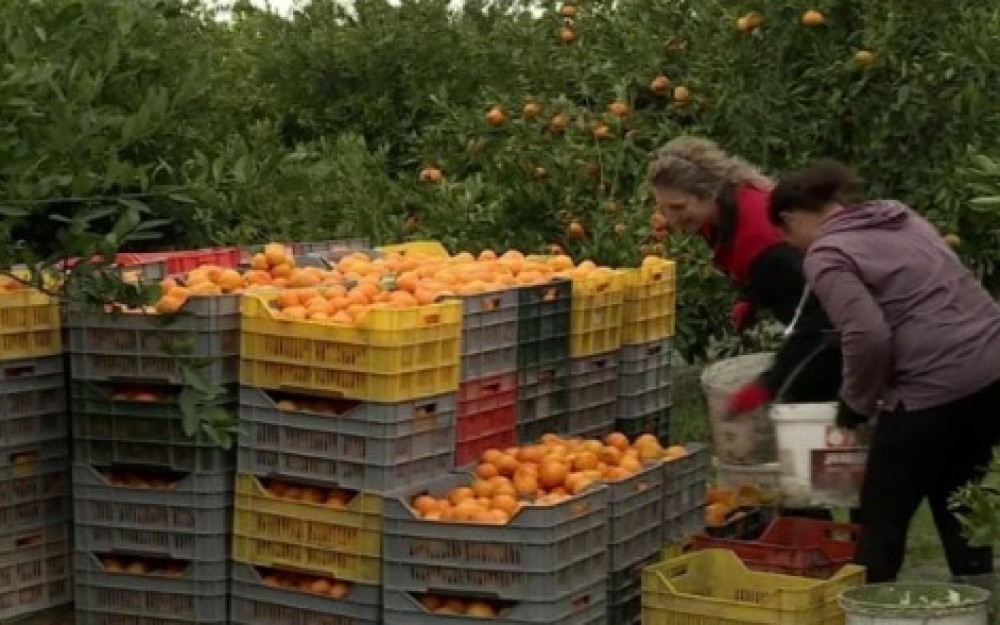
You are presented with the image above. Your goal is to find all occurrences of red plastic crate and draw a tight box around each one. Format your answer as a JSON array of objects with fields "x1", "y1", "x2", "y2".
[
  {"x1": 691, "y1": 517, "x2": 860, "y2": 578},
  {"x1": 165, "y1": 248, "x2": 241, "y2": 273},
  {"x1": 454, "y1": 372, "x2": 517, "y2": 466}
]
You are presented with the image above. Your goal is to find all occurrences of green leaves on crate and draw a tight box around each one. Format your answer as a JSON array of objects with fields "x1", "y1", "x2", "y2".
[{"x1": 178, "y1": 362, "x2": 240, "y2": 451}]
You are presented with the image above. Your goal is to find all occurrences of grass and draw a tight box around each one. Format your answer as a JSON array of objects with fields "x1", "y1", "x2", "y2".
[{"x1": 668, "y1": 368, "x2": 949, "y2": 579}]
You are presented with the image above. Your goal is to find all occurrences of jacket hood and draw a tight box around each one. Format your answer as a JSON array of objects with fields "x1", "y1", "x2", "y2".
[{"x1": 816, "y1": 200, "x2": 910, "y2": 238}]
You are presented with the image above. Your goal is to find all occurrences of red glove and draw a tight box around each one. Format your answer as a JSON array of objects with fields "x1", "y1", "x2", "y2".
[
  {"x1": 730, "y1": 300, "x2": 756, "y2": 333},
  {"x1": 725, "y1": 383, "x2": 774, "y2": 417}
]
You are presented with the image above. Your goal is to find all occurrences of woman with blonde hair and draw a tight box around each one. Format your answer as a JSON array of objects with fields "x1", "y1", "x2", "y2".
[{"x1": 648, "y1": 136, "x2": 843, "y2": 414}]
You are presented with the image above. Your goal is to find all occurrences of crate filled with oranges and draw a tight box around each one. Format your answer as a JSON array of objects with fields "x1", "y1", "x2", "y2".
[{"x1": 236, "y1": 387, "x2": 456, "y2": 492}]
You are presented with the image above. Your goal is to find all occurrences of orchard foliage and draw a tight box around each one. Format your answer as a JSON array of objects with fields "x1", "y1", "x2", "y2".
[{"x1": 2, "y1": 0, "x2": 1000, "y2": 361}]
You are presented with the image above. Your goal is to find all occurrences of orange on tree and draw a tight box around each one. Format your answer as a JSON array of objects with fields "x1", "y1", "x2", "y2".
[
  {"x1": 485, "y1": 106, "x2": 507, "y2": 127},
  {"x1": 802, "y1": 9, "x2": 825, "y2": 26},
  {"x1": 649, "y1": 74, "x2": 671, "y2": 95}
]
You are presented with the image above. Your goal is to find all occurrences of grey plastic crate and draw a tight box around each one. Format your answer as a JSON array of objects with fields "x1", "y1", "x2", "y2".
[
  {"x1": 73, "y1": 551, "x2": 229, "y2": 625},
  {"x1": 6, "y1": 603, "x2": 74, "y2": 625},
  {"x1": 608, "y1": 462, "x2": 665, "y2": 572},
  {"x1": 662, "y1": 443, "x2": 710, "y2": 542},
  {"x1": 383, "y1": 472, "x2": 608, "y2": 601},
  {"x1": 237, "y1": 387, "x2": 456, "y2": 492},
  {"x1": 608, "y1": 552, "x2": 658, "y2": 625},
  {"x1": 383, "y1": 583, "x2": 607, "y2": 625},
  {"x1": 291, "y1": 239, "x2": 371, "y2": 256},
  {"x1": 516, "y1": 280, "x2": 572, "y2": 370},
  {"x1": 72, "y1": 464, "x2": 232, "y2": 562},
  {"x1": 566, "y1": 353, "x2": 618, "y2": 439},
  {"x1": 664, "y1": 501, "x2": 706, "y2": 542},
  {"x1": 617, "y1": 340, "x2": 672, "y2": 430},
  {"x1": 663, "y1": 442, "x2": 710, "y2": 494},
  {"x1": 452, "y1": 289, "x2": 518, "y2": 381},
  {"x1": 70, "y1": 381, "x2": 236, "y2": 472},
  {"x1": 67, "y1": 295, "x2": 241, "y2": 386},
  {"x1": 517, "y1": 362, "x2": 569, "y2": 428},
  {"x1": 230, "y1": 563, "x2": 381, "y2": 625},
  {"x1": 0, "y1": 522, "x2": 72, "y2": 622},
  {"x1": 0, "y1": 457, "x2": 70, "y2": 533},
  {"x1": 0, "y1": 356, "x2": 68, "y2": 451}
]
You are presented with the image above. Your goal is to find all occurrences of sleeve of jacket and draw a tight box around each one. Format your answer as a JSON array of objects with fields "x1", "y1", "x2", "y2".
[
  {"x1": 803, "y1": 247, "x2": 892, "y2": 416},
  {"x1": 744, "y1": 244, "x2": 837, "y2": 399}
]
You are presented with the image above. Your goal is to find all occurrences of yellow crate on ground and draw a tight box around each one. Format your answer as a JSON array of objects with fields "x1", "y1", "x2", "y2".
[
  {"x1": 232, "y1": 473, "x2": 383, "y2": 584},
  {"x1": 642, "y1": 549, "x2": 865, "y2": 625},
  {"x1": 622, "y1": 258, "x2": 676, "y2": 344},
  {"x1": 376, "y1": 240, "x2": 450, "y2": 258},
  {"x1": 0, "y1": 287, "x2": 61, "y2": 361},
  {"x1": 570, "y1": 268, "x2": 625, "y2": 358},
  {"x1": 240, "y1": 294, "x2": 462, "y2": 402}
]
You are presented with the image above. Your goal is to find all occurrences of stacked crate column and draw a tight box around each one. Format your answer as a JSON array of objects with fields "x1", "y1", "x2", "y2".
[
  {"x1": 0, "y1": 351, "x2": 72, "y2": 622},
  {"x1": 663, "y1": 443, "x2": 711, "y2": 544},
  {"x1": 606, "y1": 461, "x2": 666, "y2": 625},
  {"x1": 515, "y1": 280, "x2": 571, "y2": 444},
  {"x1": 67, "y1": 293, "x2": 240, "y2": 625},
  {"x1": 455, "y1": 373, "x2": 517, "y2": 466},
  {"x1": 233, "y1": 293, "x2": 464, "y2": 625},
  {"x1": 383, "y1": 473, "x2": 609, "y2": 625},
  {"x1": 566, "y1": 352, "x2": 618, "y2": 439},
  {"x1": 616, "y1": 339, "x2": 674, "y2": 441},
  {"x1": 621, "y1": 258, "x2": 676, "y2": 346}
]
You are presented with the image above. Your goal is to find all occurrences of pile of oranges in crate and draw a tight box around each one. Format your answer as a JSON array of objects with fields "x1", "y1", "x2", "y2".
[
  {"x1": 410, "y1": 432, "x2": 689, "y2": 524},
  {"x1": 144, "y1": 241, "x2": 633, "y2": 323},
  {"x1": 258, "y1": 567, "x2": 353, "y2": 599}
]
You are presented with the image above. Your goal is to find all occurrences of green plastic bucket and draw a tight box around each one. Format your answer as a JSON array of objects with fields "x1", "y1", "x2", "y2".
[{"x1": 839, "y1": 582, "x2": 990, "y2": 625}]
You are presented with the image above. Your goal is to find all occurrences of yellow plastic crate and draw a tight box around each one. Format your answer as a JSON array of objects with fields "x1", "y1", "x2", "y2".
[
  {"x1": 232, "y1": 473, "x2": 383, "y2": 584},
  {"x1": 376, "y1": 240, "x2": 450, "y2": 258},
  {"x1": 570, "y1": 269, "x2": 625, "y2": 358},
  {"x1": 642, "y1": 549, "x2": 865, "y2": 625},
  {"x1": 0, "y1": 288, "x2": 61, "y2": 361},
  {"x1": 622, "y1": 259, "x2": 676, "y2": 344},
  {"x1": 239, "y1": 294, "x2": 461, "y2": 402}
]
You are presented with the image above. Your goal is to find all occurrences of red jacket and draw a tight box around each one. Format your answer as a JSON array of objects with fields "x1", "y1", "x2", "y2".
[{"x1": 700, "y1": 184, "x2": 785, "y2": 287}]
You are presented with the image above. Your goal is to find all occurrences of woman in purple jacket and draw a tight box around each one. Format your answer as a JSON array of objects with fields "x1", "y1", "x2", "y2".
[{"x1": 767, "y1": 159, "x2": 1000, "y2": 584}]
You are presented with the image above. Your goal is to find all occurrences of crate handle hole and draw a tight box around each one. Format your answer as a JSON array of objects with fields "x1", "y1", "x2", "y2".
[
  {"x1": 481, "y1": 296, "x2": 502, "y2": 310},
  {"x1": 3, "y1": 365, "x2": 36, "y2": 379},
  {"x1": 479, "y1": 382, "x2": 501, "y2": 394},
  {"x1": 422, "y1": 313, "x2": 442, "y2": 325}
]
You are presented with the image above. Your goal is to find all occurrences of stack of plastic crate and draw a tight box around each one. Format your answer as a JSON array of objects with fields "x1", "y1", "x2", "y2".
[
  {"x1": 67, "y1": 281, "x2": 239, "y2": 625},
  {"x1": 0, "y1": 284, "x2": 72, "y2": 622},
  {"x1": 232, "y1": 291, "x2": 463, "y2": 624},
  {"x1": 663, "y1": 443, "x2": 711, "y2": 545},
  {"x1": 605, "y1": 460, "x2": 667, "y2": 625},
  {"x1": 451, "y1": 289, "x2": 518, "y2": 466},
  {"x1": 382, "y1": 473, "x2": 609, "y2": 625},
  {"x1": 514, "y1": 280, "x2": 572, "y2": 444},
  {"x1": 567, "y1": 271, "x2": 625, "y2": 439},
  {"x1": 617, "y1": 258, "x2": 676, "y2": 441}
]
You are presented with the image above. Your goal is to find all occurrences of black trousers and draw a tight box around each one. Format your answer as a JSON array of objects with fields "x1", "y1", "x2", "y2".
[{"x1": 854, "y1": 379, "x2": 1000, "y2": 582}]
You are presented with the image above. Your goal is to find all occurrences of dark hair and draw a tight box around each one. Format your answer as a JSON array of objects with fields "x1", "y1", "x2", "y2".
[{"x1": 768, "y1": 159, "x2": 859, "y2": 226}]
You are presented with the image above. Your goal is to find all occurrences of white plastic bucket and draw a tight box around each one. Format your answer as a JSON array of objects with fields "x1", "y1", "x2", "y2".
[
  {"x1": 701, "y1": 353, "x2": 777, "y2": 465},
  {"x1": 771, "y1": 402, "x2": 868, "y2": 508},
  {"x1": 840, "y1": 582, "x2": 990, "y2": 625}
]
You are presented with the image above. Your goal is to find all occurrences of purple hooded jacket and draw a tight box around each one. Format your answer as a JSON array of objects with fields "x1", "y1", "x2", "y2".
[{"x1": 803, "y1": 200, "x2": 1000, "y2": 416}]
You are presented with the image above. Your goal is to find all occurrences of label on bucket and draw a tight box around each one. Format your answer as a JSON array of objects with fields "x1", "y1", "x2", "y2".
[{"x1": 810, "y1": 448, "x2": 867, "y2": 504}]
